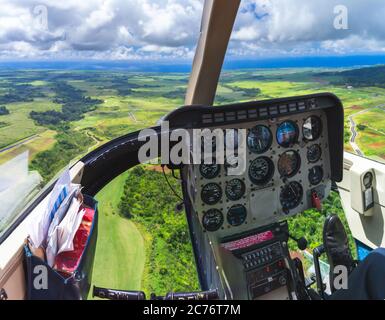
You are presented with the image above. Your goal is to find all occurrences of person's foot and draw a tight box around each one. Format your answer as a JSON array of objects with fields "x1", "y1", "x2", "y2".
[{"x1": 323, "y1": 214, "x2": 355, "y2": 291}]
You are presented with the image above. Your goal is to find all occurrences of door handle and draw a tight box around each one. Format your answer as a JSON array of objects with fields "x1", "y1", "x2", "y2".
[{"x1": 0, "y1": 288, "x2": 8, "y2": 300}]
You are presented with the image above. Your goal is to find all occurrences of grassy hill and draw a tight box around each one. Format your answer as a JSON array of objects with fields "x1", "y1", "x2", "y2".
[
  {"x1": 90, "y1": 166, "x2": 200, "y2": 299},
  {"x1": 119, "y1": 165, "x2": 200, "y2": 295},
  {"x1": 90, "y1": 171, "x2": 146, "y2": 298}
]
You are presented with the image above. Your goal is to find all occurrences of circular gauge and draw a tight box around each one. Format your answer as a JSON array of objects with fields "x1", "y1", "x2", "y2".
[
  {"x1": 303, "y1": 116, "x2": 322, "y2": 141},
  {"x1": 248, "y1": 157, "x2": 275, "y2": 185},
  {"x1": 227, "y1": 204, "x2": 247, "y2": 226},
  {"x1": 225, "y1": 179, "x2": 246, "y2": 201},
  {"x1": 280, "y1": 181, "x2": 303, "y2": 211},
  {"x1": 307, "y1": 144, "x2": 322, "y2": 163},
  {"x1": 276, "y1": 121, "x2": 299, "y2": 148},
  {"x1": 363, "y1": 172, "x2": 373, "y2": 189},
  {"x1": 278, "y1": 150, "x2": 301, "y2": 178},
  {"x1": 308, "y1": 166, "x2": 324, "y2": 186},
  {"x1": 201, "y1": 183, "x2": 222, "y2": 205},
  {"x1": 199, "y1": 164, "x2": 220, "y2": 179},
  {"x1": 247, "y1": 125, "x2": 272, "y2": 154},
  {"x1": 202, "y1": 209, "x2": 224, "y2": 232}
]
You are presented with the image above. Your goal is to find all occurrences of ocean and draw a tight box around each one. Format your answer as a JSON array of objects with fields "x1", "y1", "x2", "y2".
[{"x1": 0, "y1": 55, "x2": 385, "y2": 72}]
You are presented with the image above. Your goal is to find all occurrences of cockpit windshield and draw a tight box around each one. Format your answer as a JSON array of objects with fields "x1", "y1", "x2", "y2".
[{"x1": 217, "y1": 1, "x2": 385, "y2": 165}]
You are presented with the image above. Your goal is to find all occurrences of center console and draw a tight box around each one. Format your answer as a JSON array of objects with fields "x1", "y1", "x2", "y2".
[{"x1": 220, "y1": 221, "x2": 295, "y2": 299}]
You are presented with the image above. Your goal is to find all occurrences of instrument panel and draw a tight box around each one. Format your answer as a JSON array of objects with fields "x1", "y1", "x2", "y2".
[
  {"x1": 165, "y1": 93, "x2": 344, "y2": 299},
  {"x1": 187, "y1": 110, "x2": 331, "y2": 236}
]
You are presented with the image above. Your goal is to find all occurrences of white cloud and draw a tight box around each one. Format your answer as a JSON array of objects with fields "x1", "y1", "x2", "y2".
[
  {"x1": 0, "y1": 0, "x2": 203, "y2": 59},
  {"x1": 230, "y1": 0, "x2": 385, "y2": 57},
  {"x1": 0, "y1": 0, "x2": 385, "y2": 60}
]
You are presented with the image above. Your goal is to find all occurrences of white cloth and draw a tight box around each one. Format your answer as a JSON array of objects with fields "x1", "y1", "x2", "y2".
[
  {"x1": 45, "y1": 197, "x2": 85, "y2": 267},
  {"x1": 29, "y1": 168, "x2": 71, "y2": 249},
  {"x1": 46, "y1": 183, "x2": 80, "y2": 245}
]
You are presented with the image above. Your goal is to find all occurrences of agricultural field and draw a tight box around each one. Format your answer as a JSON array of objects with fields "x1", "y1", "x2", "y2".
[
  {"x1": 90, "y1": 171, "x2": 146, "y2": 298},
  {"x1": 1, "y1": 66, "x2": 385, "y2": 170},
  {"x1": 0, "y1": 70, "x2": 188, "y2": 170},
  {"x1": 217, "y1": 67, "x2": 385, "y2": 160}
]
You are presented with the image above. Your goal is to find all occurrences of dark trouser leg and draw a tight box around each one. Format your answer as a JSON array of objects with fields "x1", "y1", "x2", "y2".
[{"x1": 330, "y1": 248, "x2": 385, "y2": 300}]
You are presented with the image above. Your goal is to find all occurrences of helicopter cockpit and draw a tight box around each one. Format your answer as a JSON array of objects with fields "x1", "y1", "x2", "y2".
[{"x1": 1, "y1": 0, "x2": 385, "y2": 302}]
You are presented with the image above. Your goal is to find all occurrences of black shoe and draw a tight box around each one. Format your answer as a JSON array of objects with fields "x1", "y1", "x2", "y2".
[{"x1": 323, "y1": 214, "x2": 355, "y2": 292}]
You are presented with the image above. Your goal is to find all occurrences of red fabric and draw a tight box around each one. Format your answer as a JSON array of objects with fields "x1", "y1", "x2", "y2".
[{"x1": 54, "y1": 206, "x2": 95, "y2": 276}]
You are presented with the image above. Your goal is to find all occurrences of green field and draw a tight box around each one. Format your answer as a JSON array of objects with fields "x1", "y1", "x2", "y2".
[
  {"x1": 90, "y1": 171, "x2": 146, "y2": 298},
  {"x1": 1, "y1": 67, "x2": 385, "y2": 167},
  {"x1": 119, "y1": 166, "x2": 200, "y2": 295},
  {"x1": 3, "y1": 68, "x2": 385, "y2": 166},
  {"x1": 0, "y1": 100, "x2": 60, "y2": 148},
  {"x1": 89, "y1": 165, "x2": 200, "y2": 298}
]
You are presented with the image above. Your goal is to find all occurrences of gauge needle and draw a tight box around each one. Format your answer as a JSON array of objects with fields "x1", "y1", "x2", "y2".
[{"x1": 289, "y1": 183, "x2": 296, "y2": 195}]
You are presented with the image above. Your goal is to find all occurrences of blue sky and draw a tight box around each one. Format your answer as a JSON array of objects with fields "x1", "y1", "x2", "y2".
[{"x1": 0, "y1": 0, "x2": 385, "y2": 61}]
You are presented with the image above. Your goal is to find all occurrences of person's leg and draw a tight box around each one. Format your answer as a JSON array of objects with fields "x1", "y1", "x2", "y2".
[{"x1": 330, "y1": 248, "x2": 385, "y2": 300}]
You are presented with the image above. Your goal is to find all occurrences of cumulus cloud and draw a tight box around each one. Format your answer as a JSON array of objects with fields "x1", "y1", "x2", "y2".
[
  {"x1": 0, "y1": 0, "x2": 203, "y2": 59},
  {"x1": 230, "y1": 0, "x2": 385, "y2": 57},
  {"x1": 0, "y1": 0, "x2": 384, "y2": 60}
]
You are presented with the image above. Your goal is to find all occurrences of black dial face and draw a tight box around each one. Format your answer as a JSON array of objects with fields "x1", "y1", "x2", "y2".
[
  {"x1": 280, "y1": 181, "x2": 303, "y2": 211},
  {"x1": 276, "y1": 121, "x2": 299, "y2": 148},
  {"x1": 247, "y1": 125, "x2": 272, "y2": 154},
  {"x1": 308, "y1": 166, "x2": 324, "y2": 185},
  {"x1": 307, "y1": 144, "x2": 322, "y2": 163},
  {"x1": 303, "y1": 116, "x2": 322, "y2": 141},
  {"x1": 227, "y1": 204, "x2": 247, "y2": 226},
  {"x1": 202, "y1": 209, "x2": 223, "y2": 232},
  {"x1": 201, "y1": 183, "x2": 222, "y2": 205},
  {"x1": 249, "y1": 157, "x2": 274, "y2": 185},
  {"x1": 225, "y1": 179, "x2": 246, "y2": 201},
  {"x1": 278, "y1": 150, "x2": 301, "y2": 178},
  {"x1": 199, "y1": 164, "x2": 220, "y2": 179}
]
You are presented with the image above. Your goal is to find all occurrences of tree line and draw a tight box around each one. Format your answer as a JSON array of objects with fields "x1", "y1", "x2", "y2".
[
  {"x1": 29, "y1": 82, "x2": 103, "y2": 126},
  {"x1": 119, "y1": 166, "x2": 200, "y2": 294}
]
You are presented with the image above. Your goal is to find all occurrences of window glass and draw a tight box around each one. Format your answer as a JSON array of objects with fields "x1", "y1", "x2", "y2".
[
  {"x1": 217, "y1": 0, "x2": 385, "y2": 164},
  {"x1": 0, "y1": 1, "x2": 201, "y2": 238}
]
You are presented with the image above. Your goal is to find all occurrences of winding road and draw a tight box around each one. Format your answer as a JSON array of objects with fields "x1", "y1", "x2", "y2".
[
  {"x1": 348, "y1": 104, "x2": 385, "y2": 156},
  {"x1": 348, "y1": 114, "x2": 363, "y2": 156}
]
